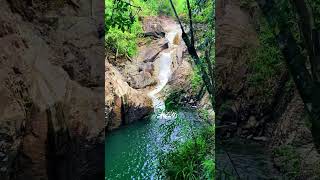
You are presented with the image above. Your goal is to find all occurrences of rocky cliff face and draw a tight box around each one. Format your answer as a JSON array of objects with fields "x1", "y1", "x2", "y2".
[
  {"x1": 0, "y1": 0, "x2": 104, "y2": 179},
  {"x1": 216, "y1": 0, "x2": 320, "y2": 177},
  {"x1": 105, "y1": 61, "x2": 153, "y2": 131}
]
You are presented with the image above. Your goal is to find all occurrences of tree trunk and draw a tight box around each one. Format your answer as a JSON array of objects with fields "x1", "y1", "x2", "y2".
[{"x1": 256, "y1": 0, "x2": 320, "y2": 151}]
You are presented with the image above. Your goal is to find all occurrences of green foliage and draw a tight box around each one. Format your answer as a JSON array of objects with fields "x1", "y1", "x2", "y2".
[
  {"x1": 131, "y1": 0, "x2": 158, "y2": 16},
  {"x1": 191, "y1": 67, "x2": 204, "y2": 91},
  {"x1": 193, "y1": 2, "x2": 214, "y2": 23},
  {"x1": 248, "y1": 17, "x2": 284, "y2": 98},
  {"x1": 198, "y1": 109, "x2": 210, "y2": 121},
  {"x1": 159, "y1": 122, "x2": 215, "y2": 180},
  {"x1": 105, "y1": 0, "x2": 136, "y2": 32},
  {"x1": 105, "y1": 20, "x2": 142, "y2": 57},
  {"x1": 104, "y1": 0, "x2": 190, "y2": 57},
  {"x1": 273, "y1": 145, "x2": 302, "y2": 178},
  {"x1": 105, "y1": 0, "x2": 145, "y2": 57},
  {"x1": 155, "y1": 0, "x2": 172, "y2": 16},
  {"x1": 165, "y1": 90, "x2": 185, "y2": 111}
]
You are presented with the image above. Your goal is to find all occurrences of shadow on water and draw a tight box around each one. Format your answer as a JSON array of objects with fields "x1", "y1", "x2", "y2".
[{"x1": 216, "y1": 138, "x2": 283, "y2": 180}]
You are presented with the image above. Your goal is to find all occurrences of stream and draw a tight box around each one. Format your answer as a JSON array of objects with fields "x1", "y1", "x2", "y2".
[
  {"x1": 216, "y1": 138, "x2": 282, "y2": 179},
  {"x1": 105, "y1": 28, "x2": 191, "y2": 179},
  {"x1": 105, "y1": 18, "x2": 282, "y2": 179}
]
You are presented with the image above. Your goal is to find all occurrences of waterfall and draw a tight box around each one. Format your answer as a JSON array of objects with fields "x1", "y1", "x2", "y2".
[{"x1": 148, "y1": 29, "x2": 180, "y2": 112}]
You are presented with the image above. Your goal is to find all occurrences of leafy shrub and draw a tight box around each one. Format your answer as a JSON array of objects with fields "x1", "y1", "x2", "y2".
[
  {"x1": 105, "y1": 20, "x2": 142, "y2": 57},
  {"x1": 131, "y1": 0, "x2": 158, "y2": 16},
  {"x1": 165, "y1": 90, "x2": 185, "y2": 111},
  {"x1": 248, "y1": 17, "x2": 284, "y2": 98},
  {"x1": 159, "y1": 124, "x2": 215, "y2": 180},
  {"x1": 105, "y1": 0, "x2": 144, "y2": 57},
  {"x1": 273, "y1": 145, "x2": 302, "y2": 178},
  {"x1": 192, "y1": 0, "x2": 214, "y2": 23},
  {"x1": 191, "y1": 67, "x2": 204, "y2": 92}
]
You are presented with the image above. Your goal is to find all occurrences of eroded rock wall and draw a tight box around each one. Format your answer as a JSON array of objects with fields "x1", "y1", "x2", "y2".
[
  {"x1": 216, "y1": 0, "x2": 320, "y2": 177},
  {"x1": 0, "y1": 0, "x2": 104, "y2": 179},
  {"x1": 105, "y1": 61, "x2": 153, "y2": 131}
]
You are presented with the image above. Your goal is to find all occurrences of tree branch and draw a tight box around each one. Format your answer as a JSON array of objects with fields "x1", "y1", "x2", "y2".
[
  {"x1": 169, "y1": 0, "x2": 187, "y2": 35},
  {"x1": 291, "y1": 0, "x2": 320, "y2": 81},
  {"x1": 291, "y1": 0, "x2": 314, "y2": 55},
  {"x1": 256, "y1": 0, "x2": 320, "y2": 152},
  {"x1": 186, "y1": 0, "x2": 195, "y2": 46}
]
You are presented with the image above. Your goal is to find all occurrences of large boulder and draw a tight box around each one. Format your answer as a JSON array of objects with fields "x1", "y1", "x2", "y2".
[
  {"x1": 120, "y1": 38, "x2": 169, "y2": 89},
  {"x1": 105, "y1": 61, "x2": 153, "y2": 130},
  {"x1": 139, "y1": 38, "x2": 169, "y2": 63},
  {"x1": 141, "y1": 16, "x2": 166, "y2": 38}
]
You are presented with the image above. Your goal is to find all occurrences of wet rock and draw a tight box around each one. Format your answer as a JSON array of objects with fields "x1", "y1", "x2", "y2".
[
  {"x1": 215, "y1": 0, "x2": 259, "y2": 135},
  {"x1": 105, "y1": 61, "x2": 153, "y2": 130},
  {"x1": 141, "y1": 38, "x2": 169, "y2": 63},
  {"x1": 127, "y1": 71, "x2": 157, "y2": 89},
  {"x1": 142, "y1": 17, "x2": 166, "y2": 38},
  {"x1": 123, "y1": 62, "x2": 157, "y2": 89},
  {"x1": 168, "y1": 60, "x2": 192, "y2": 87}
]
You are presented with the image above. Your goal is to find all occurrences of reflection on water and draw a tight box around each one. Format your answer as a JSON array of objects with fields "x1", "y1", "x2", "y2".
[{"x1": 216, "y1": 138, "x2": 282, "y2": 179}]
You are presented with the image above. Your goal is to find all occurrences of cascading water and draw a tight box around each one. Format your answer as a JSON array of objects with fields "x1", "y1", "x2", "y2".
[
  {"x1": 148, "y1": 52, "x2": 173, "y2": 111},
  {"x1": 105, "y1": 29, "x2": 183, "y2": 180},
  {"x1": 148, "y1": 29, "x2": 180, "y2": 111}
]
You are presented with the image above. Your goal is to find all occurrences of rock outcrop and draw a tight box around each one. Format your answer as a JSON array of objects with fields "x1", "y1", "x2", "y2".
[
  {"x1": 116, "y1": 16, "x2": 188, "y2": 91},
  {"x1": 141, "y1": 16, "x2": 166, "y2": 38},
  {"x1": 105, "y1": 61, "x2": 153, "y2": 131},
  {"x1": 0, "y1": 0, "x2": 104, "y2": 179},
  {"x1": 122, "y1": 38, "x2": 170, "y2": 89}
]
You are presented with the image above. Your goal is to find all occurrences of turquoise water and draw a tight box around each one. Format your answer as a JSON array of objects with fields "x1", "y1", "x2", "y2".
[
  {"x1": 105, "y1": 110, "x2": 200, "y2": 179},
  {"x1": 105, "y1": 116, "x2": 161, "y2": 179}
]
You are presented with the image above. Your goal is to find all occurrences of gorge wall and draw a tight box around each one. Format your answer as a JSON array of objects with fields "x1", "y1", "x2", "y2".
[
  {"x1": 0, "y1": 0, "x2": 104, "y2": 179},
  {"x1": 216, "y1": 0, "x2": 320, "y2": 177}
]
